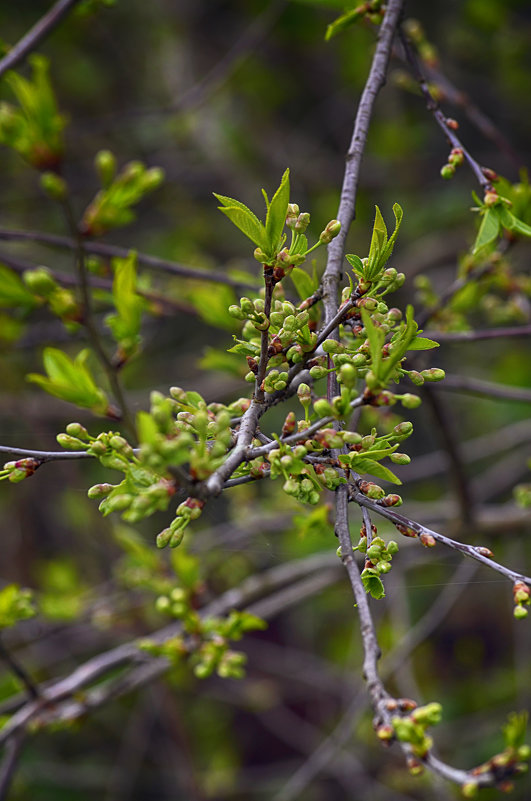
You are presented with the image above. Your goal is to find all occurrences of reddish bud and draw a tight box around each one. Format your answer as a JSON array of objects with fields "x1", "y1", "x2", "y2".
[
  {"x1": 445, "y1": 117, "x2": 459, "y2": 130},
  {"x1": 420, "y1": 532, "x2": 436, "y2": 547}
]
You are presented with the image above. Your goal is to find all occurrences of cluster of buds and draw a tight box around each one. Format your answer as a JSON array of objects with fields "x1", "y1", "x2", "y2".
[
  {"x1": 357, "y1": 534, "x2": 399, "y2": 575},
  {"x1": 405, "y1": 367, "x2": 446, "y2": 386},
  {"x1": 156, "y1": 497, "x2": 205, "y2": 549},
  {"x1": 513, "y1": 581, "x2": 530, "y2": 620},
  {"x1": 0, "y1": 458, "x2": 40, "y2": 484},
  {"x1": 229, "y1": 296, "x2": 269, "y2": 331},
  {"x1": 391, "y1": 701, "x2": 443, "y2": 759},
  {"x1": 440, "y1": 147, "x2": 464, "y2": 180}
]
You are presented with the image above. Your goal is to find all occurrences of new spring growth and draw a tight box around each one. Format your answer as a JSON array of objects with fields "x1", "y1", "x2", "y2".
[{"x1": 513, "y1": 581, "x2": 530, "y2": 619}]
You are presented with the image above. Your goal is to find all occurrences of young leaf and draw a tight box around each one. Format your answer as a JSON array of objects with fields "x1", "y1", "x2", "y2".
[
  {"x1": 361, "y1": 569, "x2": 386, "y2": 599},
  {"x1": 106, "y1": 252, "x2": 145, "y2": 356},
  {"x1": 498, "y1": 206, "x2": 531, "y2": 237},
  {"x1": 0, "y1": 265, "x2": 37, "y2": 308},
  {"x1": 360, "y1": 309, "x2": 385, "y2": 377},
  {"x1": 214, "y1": 193, "x2": 267, "y2": 250},
  {"x1": 381, "y1": 203, "x2": 403, "y2": 265},
  {"x1": 472, "y1": 207, "x2": 500, "y2": 255},
  {"x1": 346, "y1": 253, "x2": 365, "y2": 278},
  {"x1": 407, "y1": 337, "x2": 440, "y2": 351},
  {"x1": 265, "y1": 168, "x2": 290, "y2": 255},
  {"x1": 366, "y1": 205, "x2": 388, "y2": 278},
  {"x1": 325, "y1": 7, "x2": 365, "y2": 41},
  {"x1": 291, "y1": 266, "x2": 317, "y2": 301},
  {"x1": 27, "y1": 347, "x2": 108, "y2": 413},
  {"x1": 349, "y1": 456, "x2": 402, "y2": 485}
]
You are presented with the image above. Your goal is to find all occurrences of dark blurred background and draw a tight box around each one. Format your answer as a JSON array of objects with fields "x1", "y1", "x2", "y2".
[{"x1": 0, "y1": 1, "x2": 530, "y2": 799}]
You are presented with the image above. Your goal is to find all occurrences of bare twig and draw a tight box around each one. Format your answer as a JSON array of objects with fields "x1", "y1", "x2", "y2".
[
  {"x1": 322, "y1": 0, "x2": 405, "y2": 327},
  {"x1": 0, "y1": 638, "x2": 39, "y2": 701},
  {"x1": 422, "y1": 325, "x2": 531, "y2": 343},
  {"x1": 439, "y1": 374, "x2": 531, "y2": 404},
  {"x1": 0, "y1": 731, "x2": 24, "y2": 801},
  {"x1": 398, "y1": 29, "x2": 491, "y2": 192},
  {"x1": 0, "y1": 0, "x2": 81, "y2": 79},
  {"x1": 0, "y1": 228, "x2": 258, "y2": 290}
]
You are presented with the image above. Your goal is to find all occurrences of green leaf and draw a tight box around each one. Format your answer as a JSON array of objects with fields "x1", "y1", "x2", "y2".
[
  {"x1": 188, "y1": 284, "x2": 238, "y2": 331},
  {"x1": 27, "y1": 347, "x2": 108, "y2": 413},
  {"x1": 367, "y1": 205, "x2": 388, "y2": 278},
  {"x1": 407, "y1": 337, "x2": 440, "y2": 351},
  {"x1": 265, "y1": 168, "x2": 290, "y2": 254},
  {"x1": 214, "y1": 193, "x2": 267, "y2": 249},
  {"x1": 472, "y1": 207, "x2": 500, "y2": 255},
  {"x1": 325, "y1": 7, "x2": 365, "y2": 41},
  {"x1": 360, "y1": 309, "x2": 385, "y2": 376},
  {"x1": 291, "y1": 266, "x2": 317, "y2": 301},
  {"x1": 503, "y1": 711, "x2": 528, "y2": 750},
  {"x1": 0, "y1": 265, "x2": 37, "y2": 308},
  {"x1": 137, "y1": 410, "x2": 159, "y2": 446},
  {"x1": 227, "y1": 338, "x2": 260, "y2": 356},
  {"x1": 106, "y1": 252, "x2": 145, "y2": 356},
  {"x1": 381, "y1": 203, "x2": 403, "y2": 265},
  {"x1": 346, "y1": 253, "x2": 364, "y2": 278},
  {"x1": 498, "y1": 206, "x2": 531, "y2": 237},
  {"x1": 347, "y1": 455, "x2": 402, "y2": 485},
  {"x1": 361, "y1": 569, "x2": 385, "y2": 599}
]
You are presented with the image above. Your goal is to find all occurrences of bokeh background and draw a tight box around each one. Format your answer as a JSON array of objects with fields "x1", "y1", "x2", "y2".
[{"x1": 0, "y1": 1, "x2": 530, "y2": 799}]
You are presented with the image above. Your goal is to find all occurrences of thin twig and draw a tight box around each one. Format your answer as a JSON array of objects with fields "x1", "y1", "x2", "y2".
[
  {"x1": 0, "y1": 731, "x2": 24, "y2": 801},
  {"x1": 0, "y1": 228, "x2": 258, "y2": 290},
  {"x1": 422, "y1": 325, "x2": 531, "y2": 342},
  {"x1": 349, "y1": 488, "x2": 531, "y2": 586},
  {"x1": 398, "y1": 29, "x2": 491, "y2": 192},
  {"x1": 439, "y1": 374, "x2": 531, "y2": 404},
  {"x1": 0, "y1": 638, "x2": 39, "y2": 701},
  {"x1": 63, "y1": 201, "x2": 136, "y2": 438},
  {"x1": 0, "y1": 0, "x2": 81, "y2": 79}
]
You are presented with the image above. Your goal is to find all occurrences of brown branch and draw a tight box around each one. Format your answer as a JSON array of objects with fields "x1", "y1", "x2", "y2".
[
  {"x1": 0, "y1": 0, "x2": 81, "y2": 79},
  {"x1": 321, "y1": 0, "x2": 405, "y2": 328},
  {"x1": 0, "y1": 228, "x2": 257, "y2": 290},
  {"x1": 349, "y1": 487, "x2": 531, "y2": 585}
]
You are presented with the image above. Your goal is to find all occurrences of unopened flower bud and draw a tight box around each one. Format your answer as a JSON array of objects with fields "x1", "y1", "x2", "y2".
[
  {"x1": 253, "y1": 248, "x2": 269, "y2": 263},
  {"x1": 95, "y1": 149, "x2": 116, "y2": 187},
  {"x1": 313, "y1": 398, "x2": 335, "y2": 418},
  {"x1": 440, "y1": 164, "x2": 455, "y2": 180},
  {"x1": 23, "y1": 267, "x2": 57, "y2": 297},
  {"x1": 389, "y1": 452, "x2": 410, "y2": 465},
  {"x1": 87, "y1": 483, "x2": 114, "y2": 499},
  {"x1": 319, "y1": 219, "x2": 341, "y2": 244},
  {"x1": 401, "y1": 394, "x2": 421, "y2": 409},
  {"x1": 421, "y1": 368, "x2": 445, "y2": 382},
  {"x1": 56, "y1": 433, "x2": 86, "y2": 450},
  {"x1": 294, "y1": 212, "x2": 310, "y2": 233}
]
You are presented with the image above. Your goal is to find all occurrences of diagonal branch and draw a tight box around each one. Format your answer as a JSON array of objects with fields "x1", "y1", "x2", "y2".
[{"x1": 0, "y1": 0, "x2": 81, "y2": 79}]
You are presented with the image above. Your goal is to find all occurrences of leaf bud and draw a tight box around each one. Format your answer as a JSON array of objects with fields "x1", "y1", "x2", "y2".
[
  {"x1": 376, "y1": 724, "x2": 394, "y2": 742},
  {"x1": 357, "y1": 296, "x2": 378, "y2": 311},
  {"x1": 420, "y1": 532, "x2": 436, "y2": 547},
  {"x1": 319, "y1": 219, "x2": 341, "y2": 243},
  {"x1": 40, "y1": 171, "x2": 67, "y2": 201},
  {"x1": 253, "y1": 247, "x2": 269, "y2": 263},
  {"x1": 411, "y1": 702, "x2": 442, "y2": 726},
  {"x1": 382, "y1": 494, "x2": 402, "y2": 507},
  {"x1": 360, "y1": 481, "x2": 385, "y2": 500}
]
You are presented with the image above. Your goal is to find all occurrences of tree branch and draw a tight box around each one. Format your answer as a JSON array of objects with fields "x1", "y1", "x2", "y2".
[{"x1": 0, "y1": 0, "x2": 81, "y2": 79}]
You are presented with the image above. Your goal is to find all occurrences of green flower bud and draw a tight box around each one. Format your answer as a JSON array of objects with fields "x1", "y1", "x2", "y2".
[
  {"x1": 170, "y1": 386, "x2": 187, "y2": 402},
  {"x1": 269, "y1": 311, "x2": 284, "y2": 328},
  {"x1": 313, "y1": 398, "x2": 335, "y2": 418},
  {"x1": 283, "y1": 315, "x2": 297, "y2": 331},
  {"x1": 343, "y1": 431, "x2": 362, "y2": 445},
  {"x1": 40, "y1": 171, "x2": 67, "y2": 201},
  {"x1": 309, "y1": 365, "x2": 328, "y2": 379},
  {"x1": 514, "y1": 605, "x2": 529, "y2": 620},
  {"x1": 87, "y1": 483, "x2": 114, "y2": 499},
  {"x1": 387, "y1": 540, "x2": 399, "y2": 554},
  {"x1": 400, "y1": 394, "x2": 422, "y2": 409},
  {"x1": 105, "y1": 494, "x2": 133, "y2": 512},
  {"x1": 56, "y1": 433, "x2": 86, "y2": 450},
  {"x1": 169, "y1": 528, "x2": 185, "y2": 548},
  {"x1": 319, "y1": 219, "x2": 341, "y2": 244},
  {"x1": 286, "y1": 203, "x2": 300, "y2": 228},
  {"x1": 109, "y1": 435, "x2": 129, "y2": 451},
  {"x1": 65, "y1": 422, "x2": 90, "y2": 440},
  {"x1": 143, "y1": 167, "x2": 164, "y2": 191},
  {"x1": 393, "y1": 421, "x2": 413, "y2": 437},
  {"x1": 322, "y1": 339, "x2": 341, "y2": 354},
  {"x1": 294, "y1": 212, "x2": 310, "y2": 233},
  {"x1": 440, "y1": 164, "x2": 455, "y2": 179},
  {"x1": 421, "y1": 368, "x2": 445, "y2": 382},
  {"x1": 155, "y1": 595, "x2": 171, "y2": 613},
  {"x1": 408, "y1": 370, "x2": 425, "y2": 386},
  {"x1": 461, "y1": 782, "x2": 479, "y2": 799},
  {"x1": 338, "y1": 363, "x2": 357, "y2": 388},
  {"x1": 228, "y1": 305, "x2": 245, "y2": 319},
  {"x1": 389, "y1": 452, "x2": 411, "y2": 465},
  {"x1": 361, "y1": 434, "x2": 375, "y2": 449}
]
